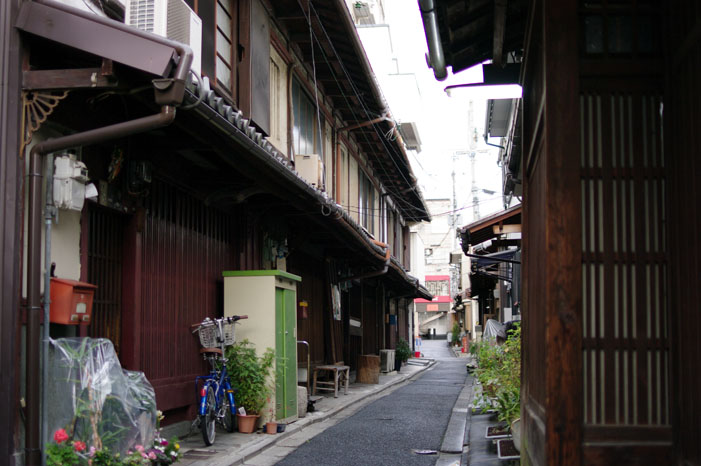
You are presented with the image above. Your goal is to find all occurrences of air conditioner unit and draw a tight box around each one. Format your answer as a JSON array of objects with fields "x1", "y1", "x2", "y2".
[
  {"x1": 295, "y1": 154, "x2": 324, "y2": 189},
  {"x1": 125, "y1": 0, "x2": 202, "y2": 75},
  {"x1": 379, "y1": 349, "x2": 395, "y2": 373}
]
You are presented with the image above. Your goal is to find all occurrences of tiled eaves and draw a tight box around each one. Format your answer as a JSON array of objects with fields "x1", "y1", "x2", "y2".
[{"x1": 181, "y1": 76, "x2": 426, "y2": 296}]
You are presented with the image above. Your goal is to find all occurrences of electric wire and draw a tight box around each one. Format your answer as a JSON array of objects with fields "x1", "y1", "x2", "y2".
[{"x1": 299, "y1": 0, "x2": 433, "y2": 220}]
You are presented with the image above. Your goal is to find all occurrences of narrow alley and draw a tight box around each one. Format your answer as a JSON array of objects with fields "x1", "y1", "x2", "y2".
[{"x1": 246, "y1": 340, "x2": 467, "y2": 466}]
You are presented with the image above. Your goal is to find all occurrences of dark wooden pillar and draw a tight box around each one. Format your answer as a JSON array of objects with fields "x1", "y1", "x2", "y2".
[
  {"x1": 666, "y1": 2, "x2": 701, "y2": 464},
  {"x1": 1, "y1": 0, "x2": 23, "y2": 463},
  {"x1": 521, "y1": 0, "x2": 582, "y2": 464},
  {"x1": 120, "y1": 209, "x2": 144, "y2": 370}
]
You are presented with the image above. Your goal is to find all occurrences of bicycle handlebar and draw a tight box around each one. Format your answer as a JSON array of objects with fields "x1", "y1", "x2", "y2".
[{"x1": 191, "y1": 315, "x2": 248, "y2": 332}]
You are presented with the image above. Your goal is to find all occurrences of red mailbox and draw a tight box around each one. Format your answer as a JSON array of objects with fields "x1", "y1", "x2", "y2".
[{"x1": 50, "y1": 278, "x2": 97, "y2": 325}]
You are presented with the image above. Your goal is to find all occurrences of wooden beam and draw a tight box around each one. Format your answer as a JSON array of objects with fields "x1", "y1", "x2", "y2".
[
  {"x1": 493, "y1": 224, "x2": 521, "y2": 234},
  {"x1": 493, "y1": 0, "x2": 507, "y2": 67},
  {"x1": 22, "y1": 67, "x2": 118, "y2": 90}
]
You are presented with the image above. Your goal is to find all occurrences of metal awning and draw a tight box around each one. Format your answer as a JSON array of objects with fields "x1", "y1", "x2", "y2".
[{"x1": 470, "y1": 249, "x2": 519, "y2": 267}]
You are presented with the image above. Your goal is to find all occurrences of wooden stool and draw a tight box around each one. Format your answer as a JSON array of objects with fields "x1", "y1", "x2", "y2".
[{"x1": 312, "y1": 364, "x2": 350, "y2": 397}]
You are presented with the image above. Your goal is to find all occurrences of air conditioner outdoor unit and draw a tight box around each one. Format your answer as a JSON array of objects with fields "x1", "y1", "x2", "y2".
[
  {"x1": 125, "y1": 0, "x2": 202, "y2": 75},
  {"x1": 379, "y1": 349, "x2": 395, "y2": 373},
  {"x1": 295, "y1": 154, "x2": 323, "y2": 189}
]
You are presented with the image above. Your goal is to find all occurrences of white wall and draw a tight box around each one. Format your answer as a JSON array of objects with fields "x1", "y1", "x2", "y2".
[{"x1": 22, "y1": 135, "x2": 83, "y2": 297}]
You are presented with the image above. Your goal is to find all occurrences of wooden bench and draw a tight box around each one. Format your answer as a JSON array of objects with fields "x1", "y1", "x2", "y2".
[{"x1": 312, "y1": 364, "x2": 350, "y2": 398}]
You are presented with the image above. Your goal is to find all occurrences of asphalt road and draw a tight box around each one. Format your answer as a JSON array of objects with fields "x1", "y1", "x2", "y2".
[{"x1": 274, "y1": 340, "x2": 466, "y2": 466}]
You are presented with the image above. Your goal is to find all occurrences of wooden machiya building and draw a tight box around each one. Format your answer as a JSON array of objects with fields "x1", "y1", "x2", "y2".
[
  {"x1": 421, "y1": 0, "x2": 701, "y2": 465},
  {"x1": 0, "y1": 0, "x2": 431, "y2": 462}
]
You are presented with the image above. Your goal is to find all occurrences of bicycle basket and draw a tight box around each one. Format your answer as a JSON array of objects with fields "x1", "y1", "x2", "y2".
[
  {"x1": 197, "y1": 324, "x2": 218, "y2": 348},
  {"x1": 221, "y1": 321, "x2": 235, "y2": 346}
]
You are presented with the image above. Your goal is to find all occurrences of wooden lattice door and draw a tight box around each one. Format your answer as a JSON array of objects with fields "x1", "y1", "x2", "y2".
[{"x1": 86, "y1": 204, "x2": 126, "y2": 355}]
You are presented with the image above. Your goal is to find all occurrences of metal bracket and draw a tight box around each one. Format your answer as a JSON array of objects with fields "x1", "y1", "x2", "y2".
[{"x1": 21, "y1": 90, "x2": 69, "y2": 157}]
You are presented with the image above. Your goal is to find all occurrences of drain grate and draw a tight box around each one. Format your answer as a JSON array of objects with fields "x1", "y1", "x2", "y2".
[{"x1": 182, "y1": 449, "x2": 220, "y2": 459}]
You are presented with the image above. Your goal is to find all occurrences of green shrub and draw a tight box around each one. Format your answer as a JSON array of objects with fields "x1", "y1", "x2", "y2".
[
  {"x1": 474, "y1": 326, "x2": 521, "y2": 426},
  {"x1": 451, "y1": 322, "x2": 461, "y2": 345},
  {"x1": 225, "y1": 339, "x2": 275, "y2": 415},
  {"x1": 395, "y1": 338, "x2": 412, "y2": 363}
]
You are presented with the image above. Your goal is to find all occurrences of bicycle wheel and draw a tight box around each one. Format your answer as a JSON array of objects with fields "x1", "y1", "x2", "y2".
[
  {"x1": 200, "y1": 385, "x2": 216, "y2": 445},
  {"x1": 222, "y1": 391, "x2": 235, "y2": 433}
]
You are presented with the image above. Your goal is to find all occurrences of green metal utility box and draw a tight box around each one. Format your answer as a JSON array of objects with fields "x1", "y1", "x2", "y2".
[{"x1": 222, "y1": 270, "x2": 301, "y2": 423}]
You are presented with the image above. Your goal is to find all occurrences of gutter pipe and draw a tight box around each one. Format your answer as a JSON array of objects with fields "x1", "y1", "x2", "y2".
[
  {"x1": 418, "y1": 0, "x2": 448, "y2": 81},
  {"x1": 340, "y1": 239, "x2": 391, "y2": 283},
  {"x1": 23, "y1": 3, "x2": 194, "y2": 461},
  {"x1": 41, "y1": 154, "x2": 55, "y2": 466}
]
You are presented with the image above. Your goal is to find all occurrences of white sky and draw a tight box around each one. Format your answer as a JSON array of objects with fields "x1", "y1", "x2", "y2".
[{"x1": 355, "y1": 0, "x2": 510, "y2": 224}]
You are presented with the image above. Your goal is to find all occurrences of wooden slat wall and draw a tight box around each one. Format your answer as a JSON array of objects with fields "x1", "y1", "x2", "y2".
[
  {"x1": 87, "y1": 206, "x2": 126, "y2": 355},
  {"x1": 288, "y1": 253, "x2": 327, "y2": 365},
  {"x1": 361, "y1": 284, "x2": 380, "y2": 355},
  {"x1": 666, "y1": 2, "x2": 701, "y2": 464},
  {"x1": 580, "y1": 89, "x2": 672, "y2": 463},
  {"x1": 575, "y1": 1, "x2": 674, "y2": 463},
  {"x1": 137, "y1": 179, "x2": 259, "y2": 414}
]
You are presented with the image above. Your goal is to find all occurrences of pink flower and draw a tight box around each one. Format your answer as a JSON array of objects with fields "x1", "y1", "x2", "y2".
[
  {"x1": 141, "y1": 452, "x2": 148, "y2": 459},
  {"x1": 89, "y1": 446, "x2": 96, "y2": 457},
  {"x1": 161, "y1": 440, "x2": 169, "y2": 446},
  {"x1": 148, "y1": 452, "x2": 157, "y2": 460},
  {"x1": 135, "y1": 444, "x2": 145, "y2": 453},
  {"x1": 73, "y1": 440, "x2": 86, "y2": 452},
  {"x1": 53, "y1": 429, "x2": 69, "y2": 444}
]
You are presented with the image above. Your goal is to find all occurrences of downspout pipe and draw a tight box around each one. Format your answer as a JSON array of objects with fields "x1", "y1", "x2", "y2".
[
  {"x1": 41, "y1": 154, "x2": 56, "y2": 466},
  {"x1": 25, "y1": 105, "x2": 177, "y2": 465},
  {"x1": 418, "y1": 0, "x2": 448, "y2": 81}
]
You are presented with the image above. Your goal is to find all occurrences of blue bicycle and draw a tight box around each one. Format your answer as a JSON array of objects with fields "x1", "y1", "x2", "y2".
[{"x1": 192, "y1": 315, "x2": 247, "y2": 445}]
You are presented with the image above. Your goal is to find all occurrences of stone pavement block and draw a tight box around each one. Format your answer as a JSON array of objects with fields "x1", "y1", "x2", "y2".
[
  {"x1": 263, "y1": 446, "x2": 297, "y2": 457},
  {"x1": 436, "y1": 453, "x2": 462, "y2": 466},
  {"x1": 276, "y1": 434, "x2": 312, "y2": 448},
  {"x1": 242, "y1": 452, "x2": 282, "y2": 466}
]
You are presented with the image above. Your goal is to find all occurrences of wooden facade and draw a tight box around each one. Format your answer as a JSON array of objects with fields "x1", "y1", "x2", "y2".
[{"x1": 423, "y1": 0, "x2": 701, "y2": 464}]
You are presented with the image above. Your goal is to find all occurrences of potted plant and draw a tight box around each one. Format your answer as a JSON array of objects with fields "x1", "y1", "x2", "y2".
[
  {"x1": 451, "y1": 322, "x2": 461, "y2": 347},
  {"x1": 474, "y1": 325, "x2": 521, "y2": 448},
  {"x1": 394, "y1": 338, "x2": 411, "y2": 372},
  {"x1": 225, "y1": 339, "x2": 275, "y2": 433},
  {"x1": 264, "y1": 395, "x2": 277, "y2": 434}
]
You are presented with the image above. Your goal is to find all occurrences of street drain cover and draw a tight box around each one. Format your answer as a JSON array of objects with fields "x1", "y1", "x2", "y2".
[
  {"x1": 182, "y1": 449, "x2": 219, "y2": 459},
  {"x1": 412, "y1": 450, "x2": 438, "y2": 455}
]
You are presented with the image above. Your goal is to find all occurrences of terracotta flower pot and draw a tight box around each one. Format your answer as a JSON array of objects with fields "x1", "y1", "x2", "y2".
[
  {"x1": 236, "y1": 414, "x2": 259, "y2": 434},
  {"x1": 265, "y1": 422, "x2": 277, "y2": 434}
]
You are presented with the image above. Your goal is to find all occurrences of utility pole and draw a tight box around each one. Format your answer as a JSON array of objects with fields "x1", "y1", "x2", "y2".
[{"x1": 451, "y1": 152, "x2": 457, "y2": 251}]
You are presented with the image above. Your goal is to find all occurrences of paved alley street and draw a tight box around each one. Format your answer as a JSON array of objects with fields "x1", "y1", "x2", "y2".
[{"x1": 242, "y1": 340, "x2": 467, "y2": 466}]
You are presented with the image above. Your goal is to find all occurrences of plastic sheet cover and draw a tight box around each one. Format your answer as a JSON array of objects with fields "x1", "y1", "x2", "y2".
[
  {"x1": 47, "y1": 338, "x2": 157, "y2": 454},
  {"x1": 483, "y1": 319, "x2": 506, "y2": 340}
]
